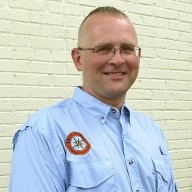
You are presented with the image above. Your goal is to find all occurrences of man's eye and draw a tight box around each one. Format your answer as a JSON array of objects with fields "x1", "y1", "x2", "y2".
[
  {"x1": 96, "y1": 46, "x2": 112, "y2": 54},
  {"x1": 122, "y1": 46, "x2": 135, "y2": 53}
]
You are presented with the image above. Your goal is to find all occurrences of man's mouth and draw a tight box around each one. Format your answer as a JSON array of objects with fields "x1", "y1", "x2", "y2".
[{"x1": 104, "y1": 72, "x2": 126, "y2": 76}]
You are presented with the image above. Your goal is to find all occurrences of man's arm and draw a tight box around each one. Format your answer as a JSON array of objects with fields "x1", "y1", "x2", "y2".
[{"x1": 9, "y1": 125, "x2": 67, "y2": 192}]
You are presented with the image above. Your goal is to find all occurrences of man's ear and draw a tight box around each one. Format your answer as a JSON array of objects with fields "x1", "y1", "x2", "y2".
[{"x1": 71, "y1": 48, "x2": 82, "y2": 71}]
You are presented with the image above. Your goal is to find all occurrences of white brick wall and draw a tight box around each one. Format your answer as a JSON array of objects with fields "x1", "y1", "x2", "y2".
[{"x1": 0, "y1": 0, "x2": 191, "y2": 191}]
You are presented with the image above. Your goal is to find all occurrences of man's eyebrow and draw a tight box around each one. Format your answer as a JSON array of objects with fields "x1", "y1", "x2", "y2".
[
  {"x1": 97, "y1": 43, "x2": 136, "y2": 47},
  {"x1": 94, "y1": 42, "x2": 137, "y2": 48},
  {"x1": 121, "y1": 43, "x2": 136, "y2": 47},
  {"x1": 95, "y1": 43, "x2": 113, "y2": 47}
]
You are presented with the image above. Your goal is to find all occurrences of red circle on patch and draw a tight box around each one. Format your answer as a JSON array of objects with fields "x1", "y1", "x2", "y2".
[{"x1": 66, "y1": 132, "x2": 91, "y2": 155}]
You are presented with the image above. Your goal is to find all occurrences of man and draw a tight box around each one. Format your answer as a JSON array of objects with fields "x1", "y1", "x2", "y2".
[{"x1": 10, "y1": 6, "x2": 177, "y2": 192}]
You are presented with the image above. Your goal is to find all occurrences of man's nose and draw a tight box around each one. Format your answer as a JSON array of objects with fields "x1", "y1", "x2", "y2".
[{"x1": 109, "y1": 48, "x2": 125, "y2": 65}]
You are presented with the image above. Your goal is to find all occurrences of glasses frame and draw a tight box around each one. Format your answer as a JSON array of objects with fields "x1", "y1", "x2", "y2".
[{"x1": 78, "y1": 45, "x2": 141, "y2": 57}]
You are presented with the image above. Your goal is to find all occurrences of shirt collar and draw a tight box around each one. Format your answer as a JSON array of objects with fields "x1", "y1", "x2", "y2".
[{"x1": 72, "y1": 87, "x2": 130, "y2": 124}]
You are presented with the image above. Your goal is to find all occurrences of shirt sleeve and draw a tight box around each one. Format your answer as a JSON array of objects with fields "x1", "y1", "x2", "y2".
[{"x1": 9, "y1": 125, "x2": 68, "y2": 192}]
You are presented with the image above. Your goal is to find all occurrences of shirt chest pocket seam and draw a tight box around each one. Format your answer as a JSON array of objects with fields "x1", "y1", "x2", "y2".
[
  {"x1": 152, "y1": 158, "x2": 169, "y2": 192},
  {"x1": 68, "y1": 160, "x2": 115, "y2": 189}
]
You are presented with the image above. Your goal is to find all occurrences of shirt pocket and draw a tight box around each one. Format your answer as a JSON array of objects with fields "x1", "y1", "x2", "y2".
[
  {"x1": 67, "y1": 159, "x2": 116, "y2": 192},
  {"x1": 152, "y1": 158, "x2": 169, "y2": 192}
]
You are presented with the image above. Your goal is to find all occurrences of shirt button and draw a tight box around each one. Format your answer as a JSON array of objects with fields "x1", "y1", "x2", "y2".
[
  {"x1": 129, "y1": 160, "x2": 133, "y2": 165},
  {"x1": 111, "y1": 108, "x2": 116, "y2": 114},
  {"x1": 100, "y1": 116, "x2": 104, "y2": 120},
  {"x1": 136, "y1": 190, "x2": 140, "y2": 192}
]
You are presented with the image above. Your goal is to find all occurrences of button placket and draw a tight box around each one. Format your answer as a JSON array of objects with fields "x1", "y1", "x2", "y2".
[{"x1": 120, "y1": 117, "x2": 143, "y2": 192}]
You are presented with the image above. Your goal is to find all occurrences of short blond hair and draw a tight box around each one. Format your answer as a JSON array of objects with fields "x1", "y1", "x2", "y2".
[
  {"x1": 81, "y1": 6, "x2": 128, "y2": 26},
  {"x1": 78, "y1": 6, "x2": 130, "y2": 46}
]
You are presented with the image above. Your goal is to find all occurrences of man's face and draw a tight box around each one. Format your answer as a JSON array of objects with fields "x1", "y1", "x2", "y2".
[{"x1": 72, "y1": 14, "x2": 140, "y2": 108}]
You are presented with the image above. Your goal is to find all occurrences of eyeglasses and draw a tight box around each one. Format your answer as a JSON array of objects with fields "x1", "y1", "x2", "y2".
[{"x1": 78, "y1": 44, "x2": 141, "y2": 58}]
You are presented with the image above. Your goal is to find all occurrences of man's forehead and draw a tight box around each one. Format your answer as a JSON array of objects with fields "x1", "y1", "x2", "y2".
[
  {"x1": 80, "y1": 14, "x2": 132, "y2": 36},
  {"x1": 78, "y1": 13, "x2": 136, "y2": 46}
]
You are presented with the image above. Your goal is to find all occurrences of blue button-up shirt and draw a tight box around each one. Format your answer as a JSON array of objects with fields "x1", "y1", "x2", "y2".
[{"x1": 10, "y1": 87, "x2": 177, "y2": 192}]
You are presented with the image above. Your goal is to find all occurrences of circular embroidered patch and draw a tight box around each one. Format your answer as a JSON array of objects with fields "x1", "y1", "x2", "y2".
[{"x1": 66, "y1": 132, "x2": 91, "y2": 155}]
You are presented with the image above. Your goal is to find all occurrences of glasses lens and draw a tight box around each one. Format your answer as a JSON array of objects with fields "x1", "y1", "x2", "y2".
[{"x1": 95, "y1": 46, "x2": 113, "y2": 54}]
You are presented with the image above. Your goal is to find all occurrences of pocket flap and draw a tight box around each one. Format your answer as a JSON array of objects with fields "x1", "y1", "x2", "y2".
[{"x1": 68, "y1": 160, "x2": 114, "y2": 188}]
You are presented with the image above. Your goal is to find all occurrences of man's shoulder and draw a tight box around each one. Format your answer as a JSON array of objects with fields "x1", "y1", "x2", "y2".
[
  {"x1": 129, "y1": 108, "x2": 153, "y2": 121},
  {"x1": 129, "y1": 108, "x2": 160, "y2": 130},
  {"x1": 22, "y1": 98, "x2": 74, "y2": 128}
]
